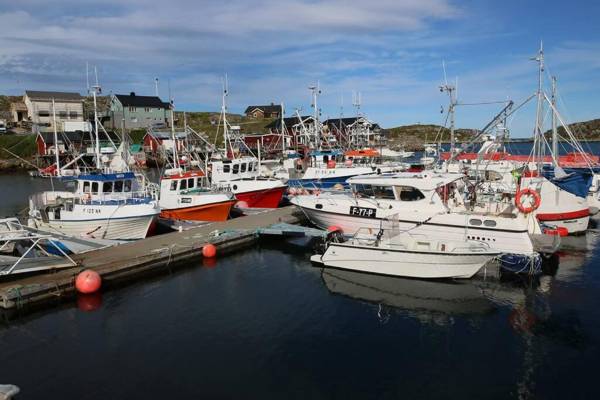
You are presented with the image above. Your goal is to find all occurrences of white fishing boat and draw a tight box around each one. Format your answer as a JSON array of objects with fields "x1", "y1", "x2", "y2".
[
  {"x1": 28, "y1": 172, "x2": 159, "y2": 240},
  {"x1": 311, "y1": 228, "x2": 500, "y2": 279},
  {"x1": 291, "y1": 172, "x2": 542, "y2": 255}
]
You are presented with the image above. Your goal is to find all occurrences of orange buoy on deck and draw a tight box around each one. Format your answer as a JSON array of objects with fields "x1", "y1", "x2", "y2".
[
  {"x1": 202, "y1": 244, "x2": 217, "y2": 258},
  {"x1": 75, "y1": 269, "x2": 102, "y2": 294}
]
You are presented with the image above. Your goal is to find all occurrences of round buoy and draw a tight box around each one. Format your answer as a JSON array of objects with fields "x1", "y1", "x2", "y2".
[
  {"x1": 327, "y1": 225, "x2": 343, "y2": 233},
  {"x1": 202, "y1": 244, "x2": 217, "y2": 258},
  {"x1": 236, "y1": 200, "x2": 249, "y2": 209},
  {"x1": 77, "y1": 292, "x2": 103, "y2": 312},
  {"x1": 75, "y1": 269, "x2": 102, "y2": 294}
]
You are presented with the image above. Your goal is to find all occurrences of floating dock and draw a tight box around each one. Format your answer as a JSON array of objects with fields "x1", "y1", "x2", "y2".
[{"x1": 0, "y1": 206, "x2": 307, "y2": 310}]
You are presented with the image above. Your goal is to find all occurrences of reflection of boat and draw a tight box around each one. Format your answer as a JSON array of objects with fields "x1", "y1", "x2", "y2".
[
  {"x1": 312, "y1": 229, "x2": 499, "y2": 279},
  {"x1": 321, "y1": 269, "x2": 495, "y2": 319}
]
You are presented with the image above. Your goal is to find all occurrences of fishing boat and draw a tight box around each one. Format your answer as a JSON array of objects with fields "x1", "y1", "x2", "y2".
[
  {"x1": 311, "y1": 228, "x2": 500, "y2": 279},
  {"x1": 159, "y1": 169, "x2": 235, "y2": 221},
  {"x1": 28, "y1": 172, "x2": 159, "y2": 240},
  {"x1": 211, "y1": 157, "x2": 286, "y2": 209}
]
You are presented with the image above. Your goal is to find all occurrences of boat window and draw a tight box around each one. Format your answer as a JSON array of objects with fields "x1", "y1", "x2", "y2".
[
  {"x1": 170, "y1": 180, "x2": 177, "y2": 191},
  {"x1": 372, "y1": 186, "x2": 396, "y2": 200},
  {"x1": 484, "y1": 220, "x2": 497, "y2": 227},
  {"x1": 180, "y1": 179, "x2": 187, "y2": 190},
  {"x1": 83, "y1": 181, "x2": 91, "y2": 193},
  {"x1": 248, "y1": 163, "x2": 254, "y2": 172},
  {"x1": 223, "y1": 164, "x2": 230, "y2": 173},
  {"x1": 114, "y1": 180, "x2": 124, "y2": 192},
  {"x1": 103, "y1": 181, "x2": 113, "y2": 193},
  {"x1": 124, "y1": 180, "x2": 132, "y2": 192},
  {"x1": 188, "y1": 178, "x2": 195, "y2": 188},
  {"x1": 240, "y1": 163, "x2": 247, "y2": 173},
  {"x1": 92, "y1": 182, "x2": 99, "y2": 194},
  {"x1": 396, "y1": 186, "x2": 425, "y2": 201},
  {"x1": 233, "y1": 164, "x2": 239, "y2": 174},
  {"x1": 469, "y1": 219, "x2": 483, "y2": 226}
]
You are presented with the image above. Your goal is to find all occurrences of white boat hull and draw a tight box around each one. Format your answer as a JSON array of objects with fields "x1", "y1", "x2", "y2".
[
  {"x1": 312, "y1": 243, "x2": 495, "y2": 279},
  {"x1": 29, "y1": 213, "x2": 156, "y2": 240}
]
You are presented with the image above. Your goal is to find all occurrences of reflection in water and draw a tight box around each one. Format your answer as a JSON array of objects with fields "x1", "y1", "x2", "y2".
[{"x1": 321, "y1": 269, "x2": 496, "y2": 326}]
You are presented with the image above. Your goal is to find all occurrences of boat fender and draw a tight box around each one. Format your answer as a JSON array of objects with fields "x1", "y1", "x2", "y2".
[
  {"x1": 515, "y1": 188, "x2": 541, "y2": 213},
  {"x1": 376, "y1": 168, "x2": 381, "y2": 175}
]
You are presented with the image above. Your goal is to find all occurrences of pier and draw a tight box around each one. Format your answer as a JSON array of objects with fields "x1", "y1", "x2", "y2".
[{"x1": 0, "y1": 206, "x2": 305, "y2": 310}]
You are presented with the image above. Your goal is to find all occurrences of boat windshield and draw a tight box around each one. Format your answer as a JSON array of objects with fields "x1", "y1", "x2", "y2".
[{"x1": 353, "y1": 184, "x2": 396, "y2": 200}]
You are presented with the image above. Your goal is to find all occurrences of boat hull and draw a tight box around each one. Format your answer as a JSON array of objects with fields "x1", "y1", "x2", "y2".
[
  {"x1": 313, "y1": 243, "x2": 496, "y2": 279},
  {"x1": 160, "y1": 200, "x2": 235, "y2": 221},
  {"x1": 235, "y1": 186, "x2": 286, "y2": 208},
  {"x1": 28, "y1": 214, "x2": 157, "y2": 241}
]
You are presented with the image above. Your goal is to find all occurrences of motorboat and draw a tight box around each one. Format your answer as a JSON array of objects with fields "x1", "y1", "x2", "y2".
[
  {"x1": 311, "y1": 228, "x2": 500, "y2": 279},
  {"x1": 291, "y1": 172, "x2": 543, "y2": 255}
]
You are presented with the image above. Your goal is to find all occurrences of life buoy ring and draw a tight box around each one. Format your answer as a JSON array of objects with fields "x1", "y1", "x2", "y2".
[
  {"x1": 82, "y1": 193, "x2": 91, "y2": 203},
  {"x1": 515, "y1": 188, "x2": 541, "y2": 213}
]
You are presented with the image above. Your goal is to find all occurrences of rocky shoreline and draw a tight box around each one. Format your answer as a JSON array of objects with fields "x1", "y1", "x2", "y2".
[{"x1": 0, "y1": 158, "x2": 35, "y2": 172}]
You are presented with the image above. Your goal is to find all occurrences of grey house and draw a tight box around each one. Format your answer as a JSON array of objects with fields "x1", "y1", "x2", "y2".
[{"x1": 108, "y1": 92, "x2": 170, "y2": 130}]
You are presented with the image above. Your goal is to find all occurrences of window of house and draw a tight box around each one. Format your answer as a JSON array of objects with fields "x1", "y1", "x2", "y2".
[
  {"x1": 69, "y1": 111, "x2": 79, "y2": 119},
  {"x1": 144, "y1": 107, "x2": 150, "y2": 112},
  {"x1": 59, "y1": 111, "x2": 67, "y2": 118},
  {"x1": 396, "y1": 186, "x2": 426, "y2": 201},
  {"x1": 91, "y1": 182, "x2": 99, "y2": 194},
  {"x1": 38, "y1": 111, "x2": 50, "y2": 117},
  {"x1": 180, "y1": 179, "x2": 187, "y2": 190},
  {"x1": 240, "y1": 163, "x2": 247, "y2": 173},
  {"x1": 114, "y1": 180, "x2": 124, "y2": 192},
  {"x1": 83, "y1": 181, "x2": 91, "y2": 193},
  {"x1": 223, "y1": 164, "x2": 230, "y2": 173},
  {"x1": 170, "y1": 180, "x2": 177, "y2": 191},
  {"x1": 129, "y1": 106, "x2": 137, "y2": 112},
  {"x1": 103, "y1": 181, "x2": 113, "y2": 193},
  {"x1": 232, "y1": 164, "x2": 239, "y2": 174},
  {"x1": 124, "y1": 180, "x2": 132, "y2": 192}
]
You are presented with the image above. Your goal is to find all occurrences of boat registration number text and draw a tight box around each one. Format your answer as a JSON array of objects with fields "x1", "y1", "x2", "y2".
[
  {"x1": 82, "y1": 208, "x2": 102, "y2": 214},
  {"x1": 349, "y1": 206, "x2": 376, "y2": 218}
]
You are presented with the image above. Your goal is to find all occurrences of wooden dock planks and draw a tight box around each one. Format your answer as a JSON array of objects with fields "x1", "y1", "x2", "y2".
[{"x1": 0, "y1": 206, "x2": 304, "y2": 310}]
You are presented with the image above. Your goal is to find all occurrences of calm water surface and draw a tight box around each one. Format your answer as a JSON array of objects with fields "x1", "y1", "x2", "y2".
[{"x1": 1, "y1": 164, "x2": 600, "y2": 399}]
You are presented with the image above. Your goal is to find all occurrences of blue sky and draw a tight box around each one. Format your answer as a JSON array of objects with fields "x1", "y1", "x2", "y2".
[{"x1": 1, "y1": 0, "x2": 599, "y2": 136}]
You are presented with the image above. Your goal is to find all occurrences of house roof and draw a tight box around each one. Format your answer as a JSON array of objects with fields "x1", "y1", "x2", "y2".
[
  {"x1": 323, "y1": 117, "x2": 380, "y2": 131},
  {"x1": 25, "y1": 91, "x2": 83, "y2": 102},
  {"x1": 114, "y1": 93, "x2": 169, "y2": 108},
  {"x1": 38, "y1": 130, "x2": 121, "y2": 144},
  {"x1": 244, "y1": 104, "x2": 282, "y2": 114},
  {"x1": 265, "y1": 115, "x2": 313, "y2": 129}
]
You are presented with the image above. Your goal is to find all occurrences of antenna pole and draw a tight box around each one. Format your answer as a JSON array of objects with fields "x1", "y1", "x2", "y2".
[
  {"x1": 52, "y1": 99, "x2": 61, "y2": 176},
  {"x1": 170, "y1": 97, "x2": 179, "y2": 169},
  {"x1": 91, "y1": 68, "x2": 101, "y2": 170},
  {"x1": 155, "y1": 78, "x2": 159, "y2": 97}
]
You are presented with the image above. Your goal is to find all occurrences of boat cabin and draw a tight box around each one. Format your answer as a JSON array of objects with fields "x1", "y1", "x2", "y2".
[
  {"x1": 160, "y1": 170, "x2": 209, "y2": 193},
  {"x1": 75, "y1": 172, "x2": 147, "y2": 202},
  {"x1": 211, "y1": 157, "x2": 260, "y2": 182}
]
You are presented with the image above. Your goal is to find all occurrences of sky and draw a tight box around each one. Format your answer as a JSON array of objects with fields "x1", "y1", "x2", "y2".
[{"x1": 1, "y1": 0, "x2": 599, "y2": 136}]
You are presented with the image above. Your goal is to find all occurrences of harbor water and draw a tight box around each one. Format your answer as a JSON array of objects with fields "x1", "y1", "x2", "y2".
[{"x1": 1, "y1": 150, "x2": 600, "y2": 398}]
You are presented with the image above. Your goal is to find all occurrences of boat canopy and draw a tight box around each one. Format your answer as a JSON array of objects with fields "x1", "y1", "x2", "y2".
[
  {"x1": 309, "y1": 150, "x2": 343, "y2": 157},
  {"x1": 348, "y1": 172, "x2": 463, "y2": 191}
]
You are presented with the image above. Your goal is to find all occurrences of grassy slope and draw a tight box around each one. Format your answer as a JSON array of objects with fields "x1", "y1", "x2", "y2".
[{"x1": 387, "y1": 124, "x2": 476, "y2": 150}]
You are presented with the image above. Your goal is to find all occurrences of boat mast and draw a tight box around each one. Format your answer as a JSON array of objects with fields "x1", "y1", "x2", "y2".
[
  {"x1": 280, "y1": 102, "x2": 286, "y2": 154},
  {"x1": 309, "y1": 82, "x2": 321, "y2": 150},
  {"x1": 51, "y1": 99, "x2": 61, "y2": 177},
  {"x1": 170, "y1": 97, "x2": 179, "y2": 169},
  {"x1": 91, "y1": 68, "x2": 101, "y2": 170},
  {"x1": 551, "y1": 76, "x2": 558, "y2": 166},
  {"x1": 221, "y1": 75, "x2": 234, "y2": 158},
  {"x1": 533, "y1": 42, "x2": 545, "y2": 172}
]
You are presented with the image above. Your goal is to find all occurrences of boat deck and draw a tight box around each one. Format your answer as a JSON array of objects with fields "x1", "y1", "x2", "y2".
[{"x1": 0, "y1": 206, "x2": 305, "y2": 310}]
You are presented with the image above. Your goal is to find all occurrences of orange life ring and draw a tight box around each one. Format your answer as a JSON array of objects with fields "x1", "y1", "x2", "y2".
[{"x1": 515, "y1": 188, "x2": 541, "y2": 213}]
